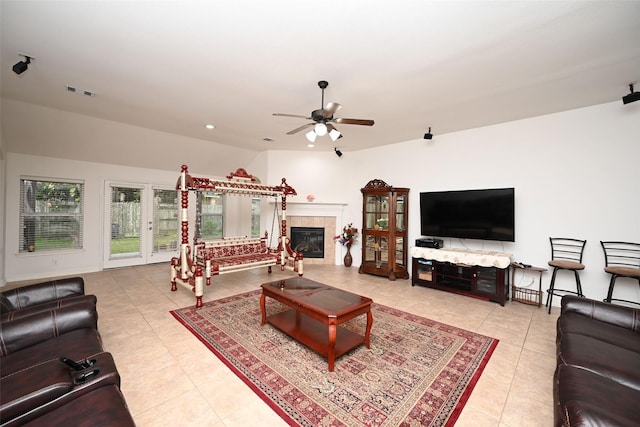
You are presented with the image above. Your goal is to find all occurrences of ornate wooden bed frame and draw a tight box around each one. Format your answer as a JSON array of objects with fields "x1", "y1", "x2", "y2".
[{"x1": 170, "y1": 165, "x2": 303, "y2": 308}]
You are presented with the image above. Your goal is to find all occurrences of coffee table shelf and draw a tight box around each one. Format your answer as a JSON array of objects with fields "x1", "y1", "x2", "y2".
[{"x1": 266, "y1": 309, "x2": 367, "y2": 361}]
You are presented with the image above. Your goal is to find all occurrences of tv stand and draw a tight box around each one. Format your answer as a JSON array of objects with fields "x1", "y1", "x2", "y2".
[{"x1": 410, "y1": 247, "x2": 511, "y2": 306}]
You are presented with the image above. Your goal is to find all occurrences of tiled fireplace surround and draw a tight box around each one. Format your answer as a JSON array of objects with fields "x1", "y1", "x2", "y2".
[{"x1": 280, "y1": 202, "x2": 346, "y2": 266}]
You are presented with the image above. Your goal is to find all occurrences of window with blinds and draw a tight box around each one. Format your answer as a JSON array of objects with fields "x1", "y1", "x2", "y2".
[
  {"x1": 19, "y1": 178, "x2": 84, "y2": 252},
  {"x1": 251, "y1": 197, "x2": 260, "y2": 237},
  {"x1": 196, "y1": 192, "x2": 223, "y2": 239}
]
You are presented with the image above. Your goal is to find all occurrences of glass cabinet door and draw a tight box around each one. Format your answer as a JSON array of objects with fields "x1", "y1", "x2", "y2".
[
  {"x1": 364, "y1": 235, "x2": 388, "y2": 268},
  {"x1": 365, "y1": 194, "x2": 389, "y2": 231},
  {"x1": 395, "y1": 236, "x2": 405, "y2": 268},
  {"x1": 396, "y1": 194, "x2": 406, "y2": 232}
]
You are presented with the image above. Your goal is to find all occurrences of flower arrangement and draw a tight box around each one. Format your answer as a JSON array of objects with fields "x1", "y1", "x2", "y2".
[{"x1": 334, "y1": 223, "x2": 358, "y2": 246}]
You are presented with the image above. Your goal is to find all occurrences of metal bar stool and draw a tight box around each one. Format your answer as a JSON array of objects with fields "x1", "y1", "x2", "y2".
[
  {"x1": 600, "y1": 241, "x2": 640, "y2": 307},
  {"x1": 545, "y1": 237, "x2": 587, "y2": 314}
]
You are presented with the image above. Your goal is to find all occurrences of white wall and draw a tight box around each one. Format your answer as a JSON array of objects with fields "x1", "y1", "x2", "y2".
[
  {"x1": 2, "y1": 100, "x2": 639, "y2": 306},
  {"x1": 267, "y1": 101, "x2": 640, "y2": 304}
]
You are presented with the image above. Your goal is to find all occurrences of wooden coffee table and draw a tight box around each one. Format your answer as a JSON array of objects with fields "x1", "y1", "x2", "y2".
[{"x1": 260, "y1": 276, "x2": 373, "y2": 372}]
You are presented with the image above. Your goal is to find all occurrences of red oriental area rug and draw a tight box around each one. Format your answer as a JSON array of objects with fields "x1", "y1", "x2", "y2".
[{"x1": 171, "y1": 290, "x2": 498, "y2": 426}]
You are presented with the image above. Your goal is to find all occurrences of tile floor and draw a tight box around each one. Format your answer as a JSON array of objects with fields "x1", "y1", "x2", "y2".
[{"x1": 7, "y1": 264, "x2": 560, "y2": 426}]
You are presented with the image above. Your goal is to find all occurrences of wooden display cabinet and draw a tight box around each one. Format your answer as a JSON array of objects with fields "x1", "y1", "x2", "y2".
[{"x1": 358, "y1": 179, "x2": 409, "y2": 280}]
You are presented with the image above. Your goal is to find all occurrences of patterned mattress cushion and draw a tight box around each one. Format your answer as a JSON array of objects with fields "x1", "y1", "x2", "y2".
[
  {"x1": 200, "y1": 241, "x2": 267, "y2": 259},
  {"x1": 215, "y1": 253, "x2": 277, "y2": 268}
]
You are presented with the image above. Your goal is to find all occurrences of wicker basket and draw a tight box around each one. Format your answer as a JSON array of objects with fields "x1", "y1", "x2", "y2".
[{"x1": 512, "y1": 285, "x2": 542, "y2": 307}]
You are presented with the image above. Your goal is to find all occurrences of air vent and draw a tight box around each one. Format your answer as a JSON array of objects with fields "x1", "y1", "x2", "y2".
[
  {"x1": 66, "y1": 86, "x2": 93, "y2": 97},
  {"x1": 262, "y1": 137, "x2": 274, "y2": 142}
]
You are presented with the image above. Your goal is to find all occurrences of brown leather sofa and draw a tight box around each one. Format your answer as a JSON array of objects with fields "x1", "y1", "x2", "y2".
[
  {"x1": 1, "y1": 278, "x2": 135, "y2": 426},
  {"x1": 555, "y1": 295, "x2": 640, "y2": 426}
]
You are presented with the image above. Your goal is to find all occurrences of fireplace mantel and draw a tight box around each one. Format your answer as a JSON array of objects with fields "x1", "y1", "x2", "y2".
[{"x1": 281, "y1": 202, "x2": 348, "y2": 215}]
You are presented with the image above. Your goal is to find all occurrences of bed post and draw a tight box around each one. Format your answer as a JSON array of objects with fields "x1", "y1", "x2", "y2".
[{"x1": 280, "y1": 184, "x2": 287, "y2": 271}]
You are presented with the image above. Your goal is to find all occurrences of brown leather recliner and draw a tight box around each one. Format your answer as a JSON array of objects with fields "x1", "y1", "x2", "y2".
[
  {"x1": 554, "y1": 295, "x2": 640, "y2": 426},
  {"x1": 0, "y1": 278, "x2": 135, "y2": 426}
]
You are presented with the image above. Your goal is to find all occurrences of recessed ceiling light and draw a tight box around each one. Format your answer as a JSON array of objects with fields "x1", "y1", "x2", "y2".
[
  {"x1": 307, "y1": 143, "x2": 315, "y2": 148},
  {"x1": 205, "y1": 124, "x2": 215, "y2": 129}
]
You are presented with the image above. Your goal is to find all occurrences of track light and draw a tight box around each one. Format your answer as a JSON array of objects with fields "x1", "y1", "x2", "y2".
[
  {"x1": 424, "y1": 127, "x2": 433, "y2": 140},
  {"x1": 334, "y1": 147, "x2": 343, "y2": 157},
  {"x1": 622, "y1": 84, "x2": 640, "y2": 105},
  {"x1": 12, "y1": 55, "x2": 32, "y2": 75}
]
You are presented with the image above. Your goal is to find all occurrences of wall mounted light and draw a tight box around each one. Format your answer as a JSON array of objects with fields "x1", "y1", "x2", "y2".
[
  {"x1": 424, "y1": 127, "x2": 433, "y2": 140},
  {"x1": 334, "y1": 147, "x2": 343, "y2": 157},
  {"x1": 13, "y1": 54, "x2": 32, "y2": 75}
]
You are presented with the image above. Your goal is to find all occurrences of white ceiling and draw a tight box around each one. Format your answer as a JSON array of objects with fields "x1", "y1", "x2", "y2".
[{"x1": 2, "y1": 1, "x2": 640, "y2": 153}]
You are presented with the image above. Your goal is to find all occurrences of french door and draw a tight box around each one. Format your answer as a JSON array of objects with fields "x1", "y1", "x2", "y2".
[{"x1": 103, "y1": 182, "x2": 178, "y2": 269}]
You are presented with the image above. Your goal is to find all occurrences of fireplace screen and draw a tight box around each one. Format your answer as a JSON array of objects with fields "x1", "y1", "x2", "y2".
[{"x1": 290, "y1": 227, "x2": 325, "y2": 259}]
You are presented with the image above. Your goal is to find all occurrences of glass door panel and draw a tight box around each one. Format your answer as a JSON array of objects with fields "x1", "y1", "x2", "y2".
[
  {"x1": 105, "y1": 183, "x2": 144, "y2": 268},
  {"x1": 150, "y1": 188, "x2": 178, "y2": 261},
  {"x1": 104, "y1": 182, "x2": 178, "y2": 268}
]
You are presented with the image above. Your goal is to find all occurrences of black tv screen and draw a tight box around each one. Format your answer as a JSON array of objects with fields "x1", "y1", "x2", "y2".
[{"x1": 420, "y1": 188, "x2": 515, "y2": 242}]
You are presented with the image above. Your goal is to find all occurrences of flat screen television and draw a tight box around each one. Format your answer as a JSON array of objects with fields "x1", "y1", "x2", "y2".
[{"x1": 420, "y1": 188, "x2": 515, "y2": 242}]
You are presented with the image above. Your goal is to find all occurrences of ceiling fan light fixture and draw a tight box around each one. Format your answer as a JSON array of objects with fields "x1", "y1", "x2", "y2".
[
  {"x1": 305, "y1": 130, "x2": 317, "y2": 143},
  {"x1": 314, "y1": 123, "x2": 327, "y2": 136},
  {"x1": 329, "y1": 128, "x2": 341, "y2": 142}
]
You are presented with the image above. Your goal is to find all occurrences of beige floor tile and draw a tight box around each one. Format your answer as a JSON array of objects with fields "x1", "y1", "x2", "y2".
[
  {"x1": 220, "y1": 399, "x2": 289, "y2": 427},
  {"x1": 464, "y1": 371, "x2": 512, "y2": 419},
  {"x1": 133, "y1": 389, "x2": 223, "y2": 427},
  {"x1": 120, "y1": 361, "x2": 196, "y2": 415},
  {"x1": 500, "y1": 393, "x2": 554, "y2": 426},
  {"x1": 456, "y1": 405, "x2": 501, "y2": 427}
]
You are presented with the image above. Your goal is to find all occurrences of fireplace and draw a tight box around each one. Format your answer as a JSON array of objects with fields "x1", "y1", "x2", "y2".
[{"x1": 290, "y1": 227, "x2": 325, "y2": 259}]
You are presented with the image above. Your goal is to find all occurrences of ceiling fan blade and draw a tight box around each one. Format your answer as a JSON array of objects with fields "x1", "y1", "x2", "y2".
[
  {"x1": 323, "y1": 102, "x2": 342, "y2": 117},
  {"x1": 335, "y1": 118, "x2": 375, "y2": 126},
  {"x1": 286, "y1": 123, "x2": 314, "y2": 135},
  {"x1": 273, "y1": 113, "x2": 311, "y2": 119}
]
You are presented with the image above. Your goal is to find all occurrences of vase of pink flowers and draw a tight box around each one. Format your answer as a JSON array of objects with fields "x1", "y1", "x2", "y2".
[{"x1": 334, "y1": 223, "x2": 358, "y2": 267}]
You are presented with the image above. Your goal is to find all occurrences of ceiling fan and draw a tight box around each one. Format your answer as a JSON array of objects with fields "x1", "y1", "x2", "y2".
[{"x1": 273, "y1": 80, "x2": 374, "y2": 143}]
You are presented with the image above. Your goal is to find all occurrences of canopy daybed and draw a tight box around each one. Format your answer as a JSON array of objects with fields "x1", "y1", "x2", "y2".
[{"x1": 170, "y1": 165, "x2": 303, "y2": 308}]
